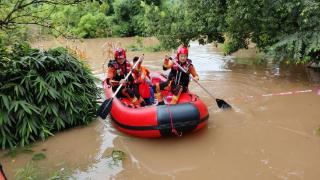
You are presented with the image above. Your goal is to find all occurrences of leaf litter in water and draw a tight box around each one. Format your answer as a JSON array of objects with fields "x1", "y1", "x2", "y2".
[
  {"x1": 2, "y1": 146, "x2": 34, "y2": 158},
  {"x1": 103, "y1": 148, "x2": 126, "y2": 167},
  {"x1": 32, "y1": 153, "x2": 46, "y2": 161}
]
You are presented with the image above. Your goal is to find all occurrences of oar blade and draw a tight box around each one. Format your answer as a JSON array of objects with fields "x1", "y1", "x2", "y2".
[
  {"x1": 97, "y1": 98, "x2": 113, "y2": 119},
  {"x1": 216, "y1": 98, "x2": 232, "y2": 110}
]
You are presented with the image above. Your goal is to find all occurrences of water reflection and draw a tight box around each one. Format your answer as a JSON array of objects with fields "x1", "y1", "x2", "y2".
[
  {"x1": 306, "y1": 68, "x2": 320, "y2": 85},
  {"x1": 225, "y1": 56, "x2": 320, "y2": 86},
  {"x1": 189, "y1": 42, "x2": 232, "y2": 73},
  {"x1": 71, "y1": 120, "x2": 122, "y2": 179}
]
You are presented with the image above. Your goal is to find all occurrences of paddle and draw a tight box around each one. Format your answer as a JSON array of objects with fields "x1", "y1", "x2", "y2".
[
  {"x1": 170, "y1": 58, "x2": 232, "y2": 110},
  {"x1": 97, "y1": 55, "x2": 144, "y2": 119}
]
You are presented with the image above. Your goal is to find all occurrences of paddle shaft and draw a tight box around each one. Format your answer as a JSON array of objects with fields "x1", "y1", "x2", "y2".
[
  {"x1": 170, "y1": 59, "x2": 218, "y2": 100},
  {"x1": 112, "y1": 56, "x2": 143, "y2": 98},
  {"x1": 97, "y1": 55, "x2": 144, "y2": 119}
]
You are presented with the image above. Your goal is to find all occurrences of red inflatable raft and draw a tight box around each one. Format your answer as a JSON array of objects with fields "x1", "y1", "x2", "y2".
[
  {"x1": 0, "y1": 164, "x2": 7, "y2": 180},
  {"x1": 103, "y1": 73, "x2": 209, "y2": 137}
]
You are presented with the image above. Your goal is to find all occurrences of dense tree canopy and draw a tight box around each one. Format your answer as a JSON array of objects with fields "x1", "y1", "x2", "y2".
[
  {"x1": 225, "y1": 0, "x2": 320, "y2": 63},
  {"x1": 143, "y1": 0, "x2": 320, "y2": 63},
  {"x1": 1, "y1": 0, "x2": 319, "y2": 63},
  {"x1": 0, "y1": 0, "x2": 86, "y2": 30}
]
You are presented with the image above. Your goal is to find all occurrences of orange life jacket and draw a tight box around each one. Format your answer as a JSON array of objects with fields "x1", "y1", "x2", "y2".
[{"x1": 132, "y1": 66, "x2": 151, "y2": 98}]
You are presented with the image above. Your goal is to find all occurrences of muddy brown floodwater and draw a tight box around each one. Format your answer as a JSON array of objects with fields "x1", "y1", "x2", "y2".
[{"x1": 1, "y1": 37, "x2": 320, "y2": 180}]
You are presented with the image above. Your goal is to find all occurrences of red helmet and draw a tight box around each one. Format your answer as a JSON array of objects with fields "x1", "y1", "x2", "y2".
[
  {"x1": 114, "y1": 48, "x2": 126, "y2": 59},
  {"x1": 177, "y1": 46, "x2": 188, "y2": 60}
]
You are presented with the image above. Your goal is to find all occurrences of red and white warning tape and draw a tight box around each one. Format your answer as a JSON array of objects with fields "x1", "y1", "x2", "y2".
[{"x1": 226, "y1": 88, "x2": 320, "y2": 101}]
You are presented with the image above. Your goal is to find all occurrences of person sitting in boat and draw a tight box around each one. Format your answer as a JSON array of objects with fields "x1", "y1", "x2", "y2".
[
  {"x1": 106, "y1": 48, "x2": 144, "y2": 107},
  {"x1": 154, "y1": 45, "x2": 199, "y2": 105},
  {"x1": 132, "y1": 56, "x2": 154, "y2": 105}
]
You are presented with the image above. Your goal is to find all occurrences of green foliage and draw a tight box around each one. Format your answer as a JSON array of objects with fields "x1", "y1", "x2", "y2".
[
  {"x1": 0, "y1": 27, "x2": 29, "y2": 46},
  {"x1": 15, "y1": 161, "x2": 73, "y2": 180},
  {"x1": 223, "y1": 34, "x2": 250, "y2": 55},
  {"x1": 113, "y1": 0, "x2": 141, "y2": 21},
  {"x1": 126, "y1": 36, "x2": 144, "y2": 51},
  {"x1": 0, "y1": 0, "x2": 149, "y2": 40},
  {"x1": 105, "y1": 0, "x2": 115, "y2": 15},
  {"x1": 1, "y1": 1, "x2": 113, "y2": 40},
  {"x1": 32, "y1": 153, "x2": 46, "y2": 161},
  {"x1": 143, "y1": 2, "x2": 184, "y2": 49},
  {"x1": 0, "y1": 42, "x2": 100, "y2": 149},
  {"x1": 184, "y1": 0, "x2": 226, "y2": 44},
  {"x1": 143, "y1": 0, "x2": 226, "y2": 49},
  {"x1": 47, "y1": 0, "x2": 147, "y2": 37},
  {"x1": 49, "y1": 1, "x2": 112, "y2": 38},
  {"x1": 49, "y1": 4, "x2": 83, "y2": 36},
  {"x1": 131, "y1": 13, "x2": 147, "y2": 36},
  {"x1": 143, "y1": 0, "x2": 161, "y2": 6},
  {"x1": 2, "y1": 0, "x2": 319, "y2": 63},
  {"x1": 144, "y1": 44, "x2": 165, "y2": 52},
  {"x1": 110, "y1": 149, "x2": 126, "y2": 163},
  {"x1": 102, "y1": 148, "x2": 126, "y2": 167},
  {"x1": 143, "y1": 0, "x2": 320, "y2": 63},
  {"x1": 224, "y1": 0, "x2": 320, "y2": 62},
  {"x1": 107, "y1": 149, "x2": 126, "y2": 167},
  {"x1": 15, "y1": 162, "x2": 39, "y2": 180},
  {"x1": 47, "y1": 168, "x2": 73, "y2": 180},
  {"x1": 74, "y1": 13, "x2": 112, "y2": 38},
  {"x1": 0, "y1": 1, "x2": 89, "y2": 43},
  {"x1": 126, "y1": 36, "x2": 164, "y2": 52},
  {"x1": 2, "y1": 146, "x2": 34, "y2": 158},
  {"x1": 111, "y1": 21, "x2": 131, "y2": 37},
  {"x1": 112, "y1": 0, "x2": 146, "y2": 36}
]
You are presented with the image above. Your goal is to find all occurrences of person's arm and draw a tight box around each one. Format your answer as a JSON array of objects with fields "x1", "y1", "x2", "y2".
[
  {"x1": 141, "y1": 67, "x2": 152, "y2": 84},
  {"x1": 144, "y1": 67, "x2": 150, "y2": 79},
  {"x1": 106, "y1": 67, "x2": 120, "y2": 86},
  {"x1": 189, "y1": 65, "x2": 199, "y2": 81},
  {"x1": 124, "y1": 62, "x2": 134, "y2": 85},
  {"x1": 163, "y1": 56, "x2": 174, "y2": 70}
]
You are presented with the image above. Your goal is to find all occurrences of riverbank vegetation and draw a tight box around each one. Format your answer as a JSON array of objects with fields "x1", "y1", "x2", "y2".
[
  {"x1": 1, "y1": 0, "x2": 319, "y2": 63},
  {"x1": 0, "y1": 43, "x2": 100, "y2": 148}
]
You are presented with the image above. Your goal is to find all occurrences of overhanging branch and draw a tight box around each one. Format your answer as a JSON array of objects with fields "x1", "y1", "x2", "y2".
[{"x1": 0, "y1": 0, "x2": 86, "y2": 30}]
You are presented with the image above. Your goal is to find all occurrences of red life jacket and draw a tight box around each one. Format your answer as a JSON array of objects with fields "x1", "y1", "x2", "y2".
[
  {"x1": 108, "y1": 59, "x2": 131, "y2": 82},
  {"x1": 139, "y1": 81, "x2": 151, "y2": 98}
]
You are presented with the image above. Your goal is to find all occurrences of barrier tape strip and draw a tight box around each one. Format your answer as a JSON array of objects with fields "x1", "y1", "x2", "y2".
[{"x1": 226, "y1": 88, "x2": 320, "y2": 101}]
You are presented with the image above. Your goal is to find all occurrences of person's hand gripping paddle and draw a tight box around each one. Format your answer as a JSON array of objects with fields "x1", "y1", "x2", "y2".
[
  {"x1": 97, "y1": 55, "x2": 144, "y2": 119},
  {"x1": 170, "y1": 58, "x2": 232, "y2": 110}
]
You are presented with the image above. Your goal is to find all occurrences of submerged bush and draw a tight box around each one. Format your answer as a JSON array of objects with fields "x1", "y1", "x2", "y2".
[{"x1": 0, "y1": 43, "x2": 100, "y2": 149}]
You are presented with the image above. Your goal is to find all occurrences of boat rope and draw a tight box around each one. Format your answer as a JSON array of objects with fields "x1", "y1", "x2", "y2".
[{"x1": 165, "y1": 104, "x2": 182, "y2": 137}]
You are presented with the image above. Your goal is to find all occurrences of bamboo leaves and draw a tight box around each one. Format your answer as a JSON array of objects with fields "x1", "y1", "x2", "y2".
[
  {"x1": 0, "y1": 42, "x2": 100, "y2": 149},
  {"x1": 0, "y1": 110, "x2": 10, "y2": 125},
  {"x1": 9, "y1": 101, "x2": 40, "y2": 115},
  {"x1": 0, "y1": 94, "x2": 10, "y2": 110}
]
